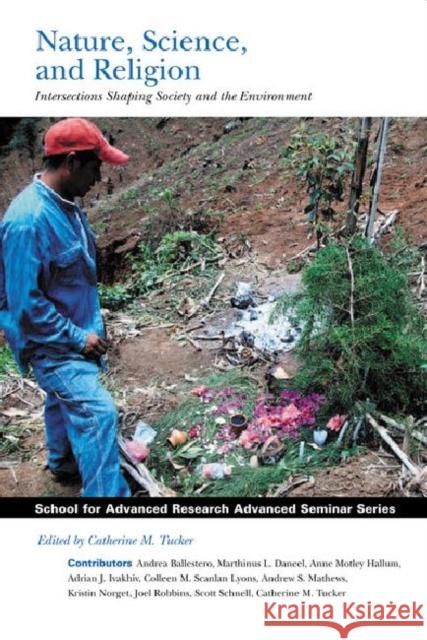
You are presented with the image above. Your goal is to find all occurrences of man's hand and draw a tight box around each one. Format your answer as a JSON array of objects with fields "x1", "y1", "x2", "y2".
[{"x1": 82, "y1": 333, "x2": 108, "y2": 357}]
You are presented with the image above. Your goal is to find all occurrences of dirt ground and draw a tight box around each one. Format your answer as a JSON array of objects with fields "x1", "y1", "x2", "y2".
[
  {"x1": 0, "y1": 117, "x2": 426, "y2": 497},
  {"x1": 287, "y1": 451, "x2": 401, "y2": 498}
]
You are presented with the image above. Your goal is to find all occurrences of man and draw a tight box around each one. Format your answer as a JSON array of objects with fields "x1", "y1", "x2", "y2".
[{"x1": 0, "y1": 118, "x2": 131, "y2": 497}]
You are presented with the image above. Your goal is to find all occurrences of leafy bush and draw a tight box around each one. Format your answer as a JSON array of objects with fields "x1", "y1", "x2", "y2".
[{"x1": 273, "y1": 237, "x2": 427, "y2": 414}]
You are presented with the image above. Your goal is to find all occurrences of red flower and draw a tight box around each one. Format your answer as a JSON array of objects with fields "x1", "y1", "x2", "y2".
[{"x1": 188, "y1": 424, "x2": 202, "y2": 439}]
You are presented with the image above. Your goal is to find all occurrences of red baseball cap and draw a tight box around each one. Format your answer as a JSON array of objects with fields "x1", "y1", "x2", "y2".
[{"x1": 43, "y1": 118, "x2": 129, "y2": 165}]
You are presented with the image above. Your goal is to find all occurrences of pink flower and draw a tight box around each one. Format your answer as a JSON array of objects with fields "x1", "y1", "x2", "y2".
[
  {"x1": 191, "y1": 385, "x2": 209, "y2": 397},
  {"x1": 280, "y1": 403, "x2": 302, "y2": 424},
  {"x1": 218, "y1": 443, "x2": 234, "y2": 455},
  {"x1": 239, "y1": 429, "x2": 259, "y2": 450},
  {"x1": 201, "y1": 463, "x2": 232, "y2": 479},
  {"x1": 327, "y1": 414, "x2": 347, "y2": 432},
  {"x1": 124, "y1": 439, "x2": 150, "y2": 462}
]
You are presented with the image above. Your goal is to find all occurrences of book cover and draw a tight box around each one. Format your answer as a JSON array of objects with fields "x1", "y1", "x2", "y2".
[{"x1": 0, "y1": 1, "x2": 425, "y2": 639}]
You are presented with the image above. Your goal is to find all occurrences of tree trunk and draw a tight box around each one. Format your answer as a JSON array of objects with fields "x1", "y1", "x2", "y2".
[{"x1": 345, "y1": 117, "x2": 371, "y2": 235}]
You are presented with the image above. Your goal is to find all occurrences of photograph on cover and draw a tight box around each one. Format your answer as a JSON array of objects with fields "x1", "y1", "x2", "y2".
[{"x1": 0, "y1": 116, "x2": 425, "y2": 498}]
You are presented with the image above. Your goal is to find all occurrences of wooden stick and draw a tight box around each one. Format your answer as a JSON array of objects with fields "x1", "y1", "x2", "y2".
[
  {"x1": 120, "y1": 459, "x2": 149, "y2": 494},
  {"x1": 346, "y1": 248, "x2": 355, "y2": 344},
  {"x1": 118, "y1": 436, "x2": 176, "y2": 497},
  {"x1": 183, "y1": 323, "x2": 205, "y2": 334},
  {"x1": 288, "y1": 240, "x2": 317, "y2": 262},
  {"x1": 288, "y1": 225, "x2": 346, "y2": 262},
  {"x1": 337, "y1": 420, "x2": 350, "y2": 446},
  {"x1": 139, "y1": 323, "x2": 175, "y2": 331},
  {"x1": 146, "y1": 255, "x2": 225, "y2": 299},
  {"x1": 352, "y1": 416, "x2": 364, "y2": 443},
  {"x1": 186, "y1": 336, "x2": 202, "y2": 352},
  {"x1": 200, "y1": 272, "x2": 225, "y2": 308},
  {"x1": 366, "y1": 413, "x2": 419, "y2": 476},
  {"x1": 418, "y1": 256, "x2": 425, "y2": 298},
  {"x1": 9, "y1": 466, "x2": 18, "y2": 485},
  {"x1": 157, "y1": 254, "x2": 224, "y2": 284},
  {"x1": 379, "y1": 414, "x2": 427, "y2": 447},
  {"x1": 366, "y1": 118, "x2": 390, "y2": 243},
  {"x1": 345, "y1": 117, "x2": 372, "y2": 235}
]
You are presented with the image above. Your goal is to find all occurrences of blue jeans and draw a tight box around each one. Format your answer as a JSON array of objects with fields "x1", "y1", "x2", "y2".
[{"x1": 32, "y1": 356, "x2": 130, "y2": 497}]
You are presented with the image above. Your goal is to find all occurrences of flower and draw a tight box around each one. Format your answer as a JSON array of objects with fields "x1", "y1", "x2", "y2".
[
  {"x1": 191, "y1": 385, "x2": 208, "y2": 396},
  {"x1": 188, "y1": 383, "x2": 328, "y2": 455},
  {"x1": 280, "y1": 403, "x2": 302, "y2": 424},
  {"x1": 124, "y1": 439, "x2": 150, "y2": 462},
  {"x1": 239, "y1": 429, "x2": 259, "y2": 449},
  {"x1": 188, "y1": 424, "x2": 203, "y2": 439},
  {"x1": 327, "y1": 414, "x2": 347, "y2": 432}
]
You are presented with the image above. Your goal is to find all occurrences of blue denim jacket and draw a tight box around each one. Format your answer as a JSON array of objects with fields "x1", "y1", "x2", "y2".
[{"x1": 0, "y1": 177, "x2": 104, "y2": 372}]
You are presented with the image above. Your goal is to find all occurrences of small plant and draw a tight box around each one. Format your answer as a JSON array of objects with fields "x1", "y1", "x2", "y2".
[
  {"x1": 155, "y1": 230, "x2": 218, "y2": 266},
  {"x1": 99, "y1": 284, "x2": 133, "y2": 310},
  {"x1": 92, "y1": 221, "x2": 108, "y2": 235},
  {"x1": 281, "y1": 125, "x2": 356, "y2": 243},
  {"x1": 118, "y1": 231, "x2": 221, "y2": 301},
  {"x1": 0, "y1": 345, "x2": 17, "y2": 378},
  {"x1": 160, "y1": 187, "x2": 175, "y2": 208},
  {"x1": 121, "y1": 187, "x2": 139, "y2": 202}
]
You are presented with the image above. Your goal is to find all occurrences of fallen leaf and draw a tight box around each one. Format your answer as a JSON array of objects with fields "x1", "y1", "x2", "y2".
[{"x1": 177, "y1": 295, "x2": 200, "y2": 318}]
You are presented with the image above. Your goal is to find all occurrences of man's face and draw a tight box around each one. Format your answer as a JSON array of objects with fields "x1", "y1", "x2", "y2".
[{"x1": 69, "y1": 156, "x2": 102, "y2": 198}]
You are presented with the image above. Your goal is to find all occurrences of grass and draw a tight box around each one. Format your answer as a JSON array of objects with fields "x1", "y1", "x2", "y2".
[
  {"x1": 0, "y1": 422, "x2": 33, "y2": 458},
  {"x1": 0, "y1": 346, "x2": 17, "y2": 379},
  {"x1": 202, "y1": 440, "x2": 360, "y2": 497},
  {"x1": 0, "y1": 346, "x2": 41, "y2": 460},
  {"x1": 92, "y1": 221, "x2": 108, "y2": 235}
]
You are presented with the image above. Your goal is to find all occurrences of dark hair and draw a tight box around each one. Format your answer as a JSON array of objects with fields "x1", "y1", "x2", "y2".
[{"x1": 43, "y1": 149, "x2": 99, "y2": 170}]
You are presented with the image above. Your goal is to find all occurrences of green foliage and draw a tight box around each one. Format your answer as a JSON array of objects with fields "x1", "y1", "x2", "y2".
[
  {"x1": 160, "y1": 187, "x2": 175, "y2": 208},
  {"x1": 155, "y1": 230, "x2": 217, "y2": 265},
  {"x1": 128, "y1": 231, "x2": 220, "y2": 297},
  {"x1": 281, "y1": 125, "x2": 356, "y2": 230},
  {"x1": 121, "y1": 187, "x2": 139, "y2": 202},
  {"x1": 99, "y1": 284, "x2": 133, "y2": 311},
  {"x1": 274, "y1": 237, "x2": 427, "y2": 414},
  {"x1": 98, "y1": 230, "x2": 220, "y2": 310},
  {"x1": 387, "y1": 227, "x2": 421, "y2": 274},
  {"x1": 0, "y1": 346, "x2": 17, "y2": 378},
  {"x1": 8, "y1": 118, "x2": 38, "y2": 157}
]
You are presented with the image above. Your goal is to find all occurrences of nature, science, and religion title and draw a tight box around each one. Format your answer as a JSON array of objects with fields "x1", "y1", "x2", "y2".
[{"x1": 34, "y1": 29, "x2": 249, "y2": 86}]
